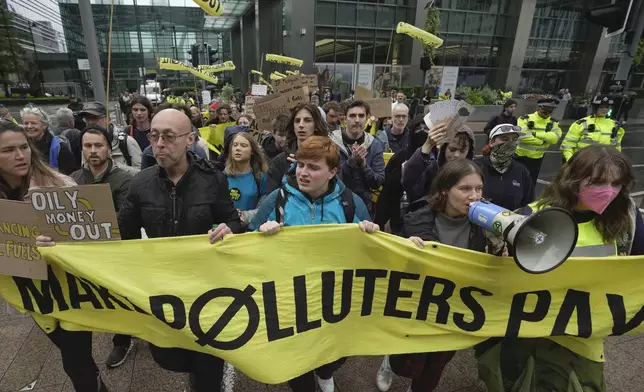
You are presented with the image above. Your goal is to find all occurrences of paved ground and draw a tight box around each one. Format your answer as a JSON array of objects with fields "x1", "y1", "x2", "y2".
[{"x1": 1, "y1": 298, "x2": 643, "y2": 392}]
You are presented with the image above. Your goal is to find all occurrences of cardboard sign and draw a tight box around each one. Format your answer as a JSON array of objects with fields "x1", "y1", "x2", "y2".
[
  {"x1": 364, "y1": 98, "x2": 392, "y2": 118},
  {"x1": 0, "y1": 200, "x2": 46, "y2": 279},
  {"x1": 28, "y1": 184, "x2": 120, "y2": 243},
  {"x1": 245, "y1": 96, "x2": 256, "y2": 116},
  {"x1": 303, "y1": 74, "x2": 318, "y2": 92},
  {"x1": 355, "y1": 86, "x2": 373, "y2": 100},
  {"x1": 282, "y1": 86, "x2": 309, "y2": 108},
  {"x1": 254, "y1": 94, "x2": 291, "y2": 130},
  {"x1": 251, "y1": 84, "x2": 268, "y2": 96},
  {"x1": 273, "y1": 75, "x2": 311, "y2": 95}
]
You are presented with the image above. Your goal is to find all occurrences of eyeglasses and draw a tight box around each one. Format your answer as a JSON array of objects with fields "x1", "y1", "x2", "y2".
[
  {"x1": 394, "y1": 115, "x2": 408, "y2": 120},
  {"x1": 146, "y1": 132, "x2": 191, "y2": 143}
]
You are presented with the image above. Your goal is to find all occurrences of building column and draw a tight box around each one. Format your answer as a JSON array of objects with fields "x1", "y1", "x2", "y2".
[
  {"x1": 409, "y1": 0, "x2": 431, "y2": 88},
  {"x1": 575, "y1": 25, "x2": 611, "y2": 95},
  {"x1": 239, "y1": 17, "x2": 246, "y2": 91},
  {"x1": 500, "y1": 0, "x2": 537, "y2": 93},
  {"x1": 282, "y1": 0, "x2": 315, "y2": 73},
  {"x1": 79, "y1": 0, "x2": 106, "y2": 102},
  {"x1": 254, "y1": 0, "x2": 261, "y2": 70}
]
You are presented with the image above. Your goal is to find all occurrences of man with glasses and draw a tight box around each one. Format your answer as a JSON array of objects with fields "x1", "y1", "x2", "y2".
[
  {"x1": 118, "y1": 108, "x2": 241, "y2": 392},
  {"x1": 515, "y1": 98, "x2": 561, "y2": 185},
  {"x1": 377, "y1": 103, "x2": 410, "y2": 154},
  {"x1": 329, "y1": 100, "x2": 385, "y2": 210},
  {"x1": 79, "y1": 102, "x2": 142, "y2": 175}
]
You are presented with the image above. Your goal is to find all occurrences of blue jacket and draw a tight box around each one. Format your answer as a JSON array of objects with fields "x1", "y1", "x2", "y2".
[
  {"x1": 329, "y1": 129, "x2": 386, "y2": 209},
  {"x1": 250, "y1": 176, "x2": 371, "y2": 230}
]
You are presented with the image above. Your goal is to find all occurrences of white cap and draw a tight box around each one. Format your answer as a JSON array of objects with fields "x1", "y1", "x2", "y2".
[{"x1": 489, "y1": 123, "x2": 521, "y2": 141}]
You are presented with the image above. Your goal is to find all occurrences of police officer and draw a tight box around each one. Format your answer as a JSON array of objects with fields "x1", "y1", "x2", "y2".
[
  {"x1": 560, "y1": 95, "x2": 625, "y2": 162},
  {"x1": 515, "y1": 98, "x2": 562, "y2": 185}
]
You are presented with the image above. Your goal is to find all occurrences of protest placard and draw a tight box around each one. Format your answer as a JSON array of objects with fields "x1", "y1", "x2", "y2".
[
  {"x1": 251, "y1": 84, "x2": 268, "y2": 96},
  {"x1": 27, "y1": 184, "x2": 120, "y2": 243},
  {"x1": 282, "y1": 86, "x2": 309, "y2": 108},
  {"x1": 355, "y1": 86, "x2": 373, "y2": 100},
  {"x1": 365, "y1": 98, "x2": 392, "y2": 118},
  {"x1": 254, "y1": 94, "x2": 291, "y2": 130},
  {"x1": 0, "y1": 200, "x2": 46, "y2": 279},
  {"x1": 302, "y1": 74, "x2": 318, "y2": 91},
  {"x1": 244, "y1": 96, "x2": 256, "y2": 116}
]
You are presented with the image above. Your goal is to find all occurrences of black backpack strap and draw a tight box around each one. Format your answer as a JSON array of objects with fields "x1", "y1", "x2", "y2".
[
  {"x1": 118, "y1": 133, "x2": 133, "y2": 166},
  {"x1": 274, "y1": 187, "x2": 288, "y2": 224},
  {"x1": 340, "y1": 187, "x2": 355, "y2": 223}
]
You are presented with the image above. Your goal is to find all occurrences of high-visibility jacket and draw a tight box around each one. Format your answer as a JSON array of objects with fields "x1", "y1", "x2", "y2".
[
  {"x1": 515, "y1": 113, "x2": 562, "y2": 159},
  {"x1": 560, "y1": 115, "x2": 624, "y2": 161},
  {"x1": 166, "y1": 96, "x2": 178, "y2": 103},
  {"x1": 202, "y1": 111, "x2": 210, "y2": 120},
  {"x1": 527, "y1": 199, "x2": 638, "y2": 257}
]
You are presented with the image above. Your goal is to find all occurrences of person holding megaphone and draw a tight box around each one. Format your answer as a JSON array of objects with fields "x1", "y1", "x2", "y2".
[
  {"x1": 475, "y1": 145, "x2": 644, "y2": 392},
  {"x1": 376, "y1": 159, "x2": 505, "y2": 392}
]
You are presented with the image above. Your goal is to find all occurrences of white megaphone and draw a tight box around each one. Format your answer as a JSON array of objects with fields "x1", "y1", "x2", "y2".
[{"x1": 468, "y1": 200, "x2": 578, "y2": 274}]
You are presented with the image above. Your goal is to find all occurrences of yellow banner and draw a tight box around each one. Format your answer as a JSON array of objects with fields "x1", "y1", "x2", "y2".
[
  {"x1": 1, "y1": 226, "x2": 643, "y2": 383},
  {"x1": 192, "y1": 0, "x2": 224, "y2": 16},
  {"x1": 198, "y1": 121, "x2": 236, "y2": 153},
  {"x1": 198, "y1": 61, "x2": 236, "y2": 73},
  {"x1": 158, "y1": 58, "x2": 218, "y2": 84}
]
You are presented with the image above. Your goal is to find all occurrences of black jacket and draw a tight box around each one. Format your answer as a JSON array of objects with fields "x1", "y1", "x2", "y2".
[
  {"x1": 266, "y1": 149, "x2": 294, "y2": 194},
  {"x1": 34, "y1": 130, "x2": 78, "y2": 175},
  {"x1": 261, "y1": 134, "x2": 282, "y2": 162},
  {"x1": 402, "y1": 204, "x2": 487, "y2": 253},
  {"x1": 60, "y1": 128, "x2": 83, "y2": 167},
  {"x1": 71, "y1": 159, "x2": 133, "y2": 213},
  {"x1": 473, "y1": 156, "x2": 534, "y2": 212},
  {"x1": 483, "y1": 112, "x2": 518, "y2": 137},
  {"x1": 118, "y1": 153, "x2": 242, "y2": 239}
]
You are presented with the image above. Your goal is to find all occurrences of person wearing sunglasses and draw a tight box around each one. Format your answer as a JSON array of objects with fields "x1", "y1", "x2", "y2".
[
  {"x1": 474, "y1": 124, "x2": 534, "y2": 211},
  {"x1": 116, "y1": 108, "x2": 242, "y2": 392}
]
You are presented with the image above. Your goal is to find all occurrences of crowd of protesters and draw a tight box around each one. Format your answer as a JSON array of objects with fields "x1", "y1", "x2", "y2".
[{"x1": 0, "y1": 82, "x2": 637, "y2": 392}]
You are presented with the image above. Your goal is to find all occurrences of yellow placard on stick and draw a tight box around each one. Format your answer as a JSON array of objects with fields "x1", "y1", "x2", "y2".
[
  {"x1": 198, "y1": 61, "x2": 236, "y2": 73},
  {"x1": 198, "y1": 121, "x2": 236, "y2": 153},
  {"x1": 158, "y1": 58, "x2": 219, "y2": 84},
  {"x1": 1, "y1": 226, "x2": 643, "y2": 384},
  {"x1": 396, "y1": 22, "x2": 443, "y2": 48},
  {"x1": 192, "y1": 0, "x2": 224, "y2": 16},
  {"x1": 265, "y1": 54, "x2": 304, "y2": 67}
]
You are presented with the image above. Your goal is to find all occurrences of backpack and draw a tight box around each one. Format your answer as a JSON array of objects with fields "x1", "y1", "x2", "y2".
[
  {"x1": 115, "y1": 129, "x2": 133, "y2": 166},
  {"x1": 274, "y1": 186, "x2": 355, "y2": 224}
]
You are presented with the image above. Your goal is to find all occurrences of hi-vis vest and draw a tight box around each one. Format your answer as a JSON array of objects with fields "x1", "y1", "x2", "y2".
[
  {"x1": 560, "y1": 115, "x2": 624, "y2": 161},
  {"x1": 516, "y1": 113, "x2": 562, "y2": 159},
  {"x1": 528, "y1": 201, "x2": 637, "y2": 257}
]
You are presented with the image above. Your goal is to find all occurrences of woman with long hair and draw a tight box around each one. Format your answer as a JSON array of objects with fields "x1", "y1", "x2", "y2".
[
  {"x1": 128, "y1": 95, "x2": 154, "y2": 150},
  {"x1": 477, "y1": 145, "x2": 644, "y2": 392},
  {"x1": 0, "y1": 121, "x2": 107, "y2": 392},
  {"x1": 0, "y1": 120, "x2": 75, "y2": 199},
  {"x1": 377, "y1": 158, "x2": 502, "y2": 392},
  {"x1": 224, "y1": 132, "x2": 268, "y2": 226},
  {"x1": 266, "y1": 102, "x2": 328, "y2": 193}
]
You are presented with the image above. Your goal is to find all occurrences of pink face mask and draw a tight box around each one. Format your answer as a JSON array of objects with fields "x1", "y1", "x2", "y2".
[{"x1": 577, "y1": 185, "x2": 622, "y2": 214}]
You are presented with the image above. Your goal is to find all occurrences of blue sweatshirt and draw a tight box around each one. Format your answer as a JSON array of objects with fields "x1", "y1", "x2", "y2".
[{"x1": 225, "y1": 171, "x2": 267, "y2": 211}]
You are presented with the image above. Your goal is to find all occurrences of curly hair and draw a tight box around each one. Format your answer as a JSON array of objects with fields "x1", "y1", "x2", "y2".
[
  {"x1": 284, "y1": 103, "x2": 328, "y2": 150},
  {"x1": 537, "y1": 146, "x2": 634, "y2": 243}
]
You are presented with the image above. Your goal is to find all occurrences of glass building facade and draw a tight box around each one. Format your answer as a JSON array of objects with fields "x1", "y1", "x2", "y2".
[
  {"x1": 57, "y1": 0, "x2": 232, "y2": 98},
  {"x1": 314, "y1": 0, "x2": 418, "y2": 93}
]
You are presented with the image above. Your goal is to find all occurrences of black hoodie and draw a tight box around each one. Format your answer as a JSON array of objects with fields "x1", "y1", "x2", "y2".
[
  {"x1": 374, "y1": 116, "x2": 433, "y2": 234},
  {"x1": 402, "y1": 128, "x2": 476, "y2": 203}
]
